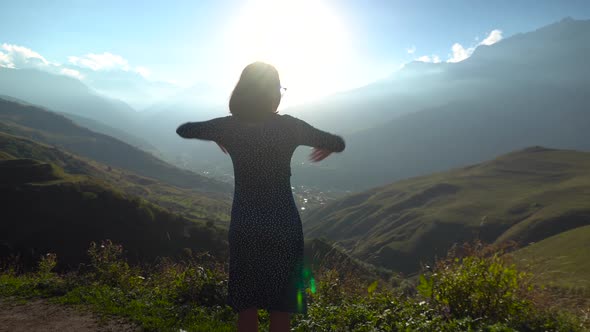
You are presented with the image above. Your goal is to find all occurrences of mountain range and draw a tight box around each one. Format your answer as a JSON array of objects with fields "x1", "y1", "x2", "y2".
[
  {"x1": 0, "y1": 68, "x2": 137, "y2": 129},
  {"x1": 0, "y1": 97, "x2": 230, "y2": 193},
  {"x1": 290, "y1": 17, "x2": 590, "y2": 189},
  {"x1": 2, "y1": 19, "x2": 589, "y2": 193}
]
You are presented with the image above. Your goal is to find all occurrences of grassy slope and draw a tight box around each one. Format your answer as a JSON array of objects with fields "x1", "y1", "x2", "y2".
[
  {"x1": 0, "y1": 97, "x2": 230, "y2": 193},
  {"x1": 0, "y1": 157, "x2": 228, "y2": 268},
  {"x1": 513, "y1": 225, "x2": 590, "y2": 292},
  {"x1": 0, "y1": 132, "x2": 230, "y2": 223},
  {"x1": 304, "y1": 147, "x2": 590, "y2": 274}
]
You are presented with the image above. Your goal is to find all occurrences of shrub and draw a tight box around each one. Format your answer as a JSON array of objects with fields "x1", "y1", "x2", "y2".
[
  {"x1": 418, "y1": 254, "x2": 533, "y2": 322},
  {"x1": 416, "y1": 241, "x2": 582, "y2": 331},
  {"x1": 149, "y1": 257, "x2": 228, "y2": 307},
  {"x1": 87, "y1": 240, "x2": 132, "y2": 287},
  {"x1": 37, "y1": 253, "x2": 57, "y2": 279}
]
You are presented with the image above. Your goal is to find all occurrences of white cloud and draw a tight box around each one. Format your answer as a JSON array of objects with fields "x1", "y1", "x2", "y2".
[
  {"x1": 416, "y1": 55, "x2": 431, "y2": 62},
  {"x1": 0, "y1": 43, "x2": 152, "y2": 83},
  {"x1": 0, "y1": 51, "x2": 14, "y2": 68},
  {"x1": 406, "y1": 45, "x2": 416, "y2": 54},
  {"x1": 448, "y1": 43, "x2": 474, "y2": 63},
  {"x1": 68, "y1": 52, "x2": 130, "y2": 71},
  {"x1": 60, "y1": 68, "x2": 84, "y2": 80},
  {"x1": 68, "y1": 52, "x2": 153, "y2": 79},
  {"x1": 416, "y1": 55, "x2": 441, "y2": 63},
  {"x1": 480, "y1": 29, "x2": 503, "y2": 46},
  {"x1": 447, "y1": 29, "x2": 503, "y2": 63},
  {"x1": 1, "y1": 43, "x2": 50, "y2": 68},
  {"x1": 0, "y1": 45, "x2": 152, "y2": 79},
  {"x1": 134, "y1": 66, "x2": 151, "y2": 78}
]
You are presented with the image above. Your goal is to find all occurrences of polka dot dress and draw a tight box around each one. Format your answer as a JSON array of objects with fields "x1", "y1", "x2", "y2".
[{"x1": 177, "y1": 114, "x2": 345, "y2": 314}]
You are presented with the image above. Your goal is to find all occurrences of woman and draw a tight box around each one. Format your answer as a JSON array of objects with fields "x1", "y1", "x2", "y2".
[{"x1": 176, "y1": 62, "x2": 345, "y2": 332}]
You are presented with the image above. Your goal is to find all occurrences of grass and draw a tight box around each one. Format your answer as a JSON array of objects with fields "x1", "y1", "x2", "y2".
[
  {"x1": 0, "y1": 241, "x2": 585, "y2": 332},
  {"x1": 304, "y1": 147, "x2": 590, "y2": 274},
  {"x1": 55, "y1": 285, "x2": 236, "y2": 331},
  {"x1": 0, "y1": 244, "x2": 236, "y2": 331},
  {"x1": 513, "y1": 224, "x2": 590, "y2": 315}
]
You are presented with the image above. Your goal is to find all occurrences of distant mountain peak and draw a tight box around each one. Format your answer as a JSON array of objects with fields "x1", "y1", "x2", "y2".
[
  {"x1": 519, "y1": 146, "x2": 557, "y2": 154},
  {"x1": 535, "y1": 16, "x2": 590, "y2": 34},
  {"x1": 559, "y1": 16, "x2": 575, "y2": 23}
]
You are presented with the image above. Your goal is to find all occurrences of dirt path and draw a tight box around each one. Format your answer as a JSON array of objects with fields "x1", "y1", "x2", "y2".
[{"x1": 0, "y1": 298, "x2": 139, "y2": 332}]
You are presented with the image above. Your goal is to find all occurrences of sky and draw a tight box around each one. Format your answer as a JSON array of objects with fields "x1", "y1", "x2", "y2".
[{"x1": 1, "y1": 0, "x2": 590, "y2": 106}]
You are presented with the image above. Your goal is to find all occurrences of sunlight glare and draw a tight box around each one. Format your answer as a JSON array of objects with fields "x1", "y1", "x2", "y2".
[{"x1": 225, "y1": 0, "x2": 352, "y2": 106}]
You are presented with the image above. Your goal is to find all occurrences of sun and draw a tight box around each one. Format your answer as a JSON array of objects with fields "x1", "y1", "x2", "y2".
[{"x1": 224, "y1": 0, "x2": 352, "y2": 106}]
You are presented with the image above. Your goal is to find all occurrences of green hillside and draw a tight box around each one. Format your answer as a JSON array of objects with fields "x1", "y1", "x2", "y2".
[
  {"x1": 0, "y1": 132, "x2": 230, "y2": 223},
  {"x1": 304, "y1": 147, "x2": 590, "y2": 274},
  {"x1": 0, "y1": 97, "x2": 230, "y2": 193},
  {"x1": 513, "y1": 225, "x2": 590, "y2": 293},
  {"x1": 0, "y1": 158, "x2": 228, "y2": 268}
]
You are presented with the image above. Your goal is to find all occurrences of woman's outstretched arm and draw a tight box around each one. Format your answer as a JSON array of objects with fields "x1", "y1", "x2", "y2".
[
  {"x1": 176, "y1": 117, "x2": 229, "y2": 142},
  {"x1": 286, "y1": 115, "x2": 346, "y2": 152}
]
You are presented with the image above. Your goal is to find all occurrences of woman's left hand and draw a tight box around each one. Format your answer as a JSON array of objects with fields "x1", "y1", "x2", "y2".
[{"x1": 310, "y1": 148, "x2": 332, "y2": 162}]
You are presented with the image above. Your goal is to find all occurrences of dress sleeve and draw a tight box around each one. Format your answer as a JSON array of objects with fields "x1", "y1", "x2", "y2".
[
  {"x1": 286, "y1": 115, "x2": 345, "y2": 152},
  {"x1": 176, "y1": 117, "x2": 228, "y2": 142}
]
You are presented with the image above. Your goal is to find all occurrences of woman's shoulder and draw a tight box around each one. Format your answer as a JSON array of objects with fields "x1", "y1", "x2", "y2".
[
  {"x1": 278, "y1": 114, "x2": 297, "y2": 120},
  {"x1": 213, "y1": 115, "x2": 237, "y2": 126},
  {"x1": 278, "y1": 114, "x2": 315, "y2": 130},
  {"x1": 229, "y1": 113, "x2": 306, "y2": 129},
  {"x1": 277, "y1": 113, "x2": 306, "y2": 124}
]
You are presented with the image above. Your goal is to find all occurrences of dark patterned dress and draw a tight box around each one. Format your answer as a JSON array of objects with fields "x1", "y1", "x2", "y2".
[{"x1": 176, "y1": 114, "x2": 345, "y2": 314}]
